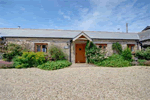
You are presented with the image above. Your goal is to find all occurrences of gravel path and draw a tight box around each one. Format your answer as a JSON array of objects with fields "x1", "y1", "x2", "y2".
[{"x1": 0, "y1": 65, "x2": 150, "y2": 100}]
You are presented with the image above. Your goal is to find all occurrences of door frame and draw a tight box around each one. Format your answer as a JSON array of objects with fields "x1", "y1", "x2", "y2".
[{"x1": 75, "y1": 43, "x2": 86, "y2": 63}]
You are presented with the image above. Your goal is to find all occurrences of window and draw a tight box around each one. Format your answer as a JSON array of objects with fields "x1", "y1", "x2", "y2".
[
  {"x1": 127, "y1": 44, "x2": 135, "y2": 52},
  {"x1": 96, "y1": 44, "x2": 107, "y2": 50},
  {"x1": 99, "y1": 45, "x2": 102, "y2": 48},
  {"x1": 35, "y1": 43, "x2": 48, "y2": 52},
  {"x1": 42, "y1": 45, "x2": 47, "y2": 52},
  {"x1": 37, "y1": 45, "x2": 41, "y2": 52}
]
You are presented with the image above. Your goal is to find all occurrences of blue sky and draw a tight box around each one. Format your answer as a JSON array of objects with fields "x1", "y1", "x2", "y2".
[{"x1": 0, "y1": 0, "x2": 150, "y2": 32}]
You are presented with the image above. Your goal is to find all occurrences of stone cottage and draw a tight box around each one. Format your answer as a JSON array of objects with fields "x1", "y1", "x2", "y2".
[{"x1": 0, "y1": 26, "x2": 149, "y2": 63}]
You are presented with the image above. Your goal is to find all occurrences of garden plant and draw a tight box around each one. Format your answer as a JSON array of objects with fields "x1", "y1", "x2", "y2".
[
  {"x1": 85, "y1": 40, "x2": 105, "y2": 64},
  {"x1": 85, "y1": 41, "x2": 132, "y2": 67},
  {"x1": 12, "y1": 44, "x2": 71, "y2": 70},
  {"x1": 112, "y1": 42, "x2": 122, "y2": 54},
  {"x1": 2, "y1": 43, "x2": 23, "y2": 61},
  {"x1": 135, "y1": 47, "x2": 150, "y2": 66}
]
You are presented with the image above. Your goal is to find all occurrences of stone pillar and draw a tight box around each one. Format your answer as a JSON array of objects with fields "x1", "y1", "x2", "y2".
[{"x1": 106, "y1": 43, "x2": 113, "y2": 56}]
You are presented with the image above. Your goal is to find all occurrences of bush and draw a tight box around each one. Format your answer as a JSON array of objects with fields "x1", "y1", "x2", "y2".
[
  {"x1": 95, "y1": 54, "x2": 131, "y2": 67},
  {"x1": 48, "y1": 45, "x2": 67, "y2": 61},
  {"x1": 37, "y1": 60, "x2": 72, "y2": 70},
  {"x1": 135, "y1": 50, "x2": 145, "y2": 59},
  {"x1": 122, "y1": 47, "x2": 132, "y2": 61},
  {"x1": 13, "y1": 52, "x2": 46, "y2": 68},
  {"x1": 112, "y1": 42, "x2": 122, "y2": 55},
  {"x1": 2, "y1": 43, "x2": 23, "y2": 61},
  {"x1": 135, "y1": 47, "x2": 150, "y2": 60},
  {"x1": 85, "y1": 40, "x2": 105, "y2": 63},
  {"x1": 138, "y1": 59, "x2": 147, "y2": 66}
]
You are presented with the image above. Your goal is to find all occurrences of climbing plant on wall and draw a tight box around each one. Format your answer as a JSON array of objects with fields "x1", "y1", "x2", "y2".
[
  {"x1": 85, "y1": 40, "x2": 105, "y2": 63},
  {"x1": 112, "y1": 42, "x2": 122, "y2": 55}
]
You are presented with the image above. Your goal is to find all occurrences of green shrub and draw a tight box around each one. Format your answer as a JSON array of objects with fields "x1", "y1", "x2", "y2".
[
  {"x1": 135, "y1": 50, "x2": 146, "y2": 59},
  {"x1": 2, "y1": 43, "x2": 23, "y2": 61},
  {"x1": 2, "y1": 54, "x2": 7, "y2": 60},
  {"x1": 135, "y1": 47, "x2": 150, "y2": 60},
  {"x1": 85, "y1": 40, "x2": 105, "y2": 63},
  {"x1": 48, "y1": 45, "x2": 67, "y2": 61},
  {"x1": 37, "y1": 60, "x2": 72, "y2": 70},
  {"x1": 13, "y1": 52, "x2": 46, "y2": 68},
  {"x1": 112, "y1": 42, "x2": 122, "y2": 55},
  {"x1": 95, "y1": 54, "x2": 131, "y2": 67},
  {"x1": 138, "y1": 59, "x2": 147, "y2": 66},
  {"x1": 122, "y1": 47, "x2": 132, "y2": 61}
]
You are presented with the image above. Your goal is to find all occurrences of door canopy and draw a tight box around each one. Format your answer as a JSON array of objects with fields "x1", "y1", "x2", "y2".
[{"x1": 73, "y1": 31, "x2": 92, "y2": 42}]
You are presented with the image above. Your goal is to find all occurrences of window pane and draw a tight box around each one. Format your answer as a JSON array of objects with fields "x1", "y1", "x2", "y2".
[
  {"x1": 99, "y1": 45, "x2": 102, "y2": 48},
  {"x1": 104, "y1": 46, "x2": 106, "y2": 49},
  {"x1": 131, "y1": 46, "x2": 134, "y2": 51},
  {"x1": 42, "y1": 45, "x2": 47, "y2": 52},
  {"x1": 37, "y1": 45, "x2": 41, "y2": 52}
]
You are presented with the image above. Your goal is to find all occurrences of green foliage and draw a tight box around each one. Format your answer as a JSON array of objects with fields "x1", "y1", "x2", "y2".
[
  {"x1": 48, "y1": 45, "x2": 67, "y2": 61},
  {"x1": 138, "y1": 59, "x2": 147, "y2": 66},
  {"x1": 85, "y1": 40, "x2": 105, "y2": 63},
  {"x1": 122, "y1": 47, "x2": 132, "y2": 61},
  {"x1": 135, "y1": 47, "x2": 150, "y2": 60},
  {"x1": 37, "y1": 60, "x2": 72, "y2": 70},
  {"x1": 13, "y1": 52, "x2": 46, "y2": 68},
  {"x1": 95, "y1": 54, "x2": 131, "y2": 67},
  {"x1": 2, "y1": 43, "x2": 23, "y2": 61},
  {"x1": 112, "y1": 42, "x2": 122, "y2": 55}
]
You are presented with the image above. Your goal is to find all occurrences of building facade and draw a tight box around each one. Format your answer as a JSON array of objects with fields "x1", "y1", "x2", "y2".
[{"x1": 0, "y1": 27, "x2": 149, "y2": 63}]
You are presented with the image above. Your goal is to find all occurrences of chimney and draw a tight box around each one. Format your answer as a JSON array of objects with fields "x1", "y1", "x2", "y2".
[
  {"x1": 126, "y1": 23, "x2": 128, "y2": 33},
  {"x1": 18, "y1": 26, "x2": 21, "y2": 29}
]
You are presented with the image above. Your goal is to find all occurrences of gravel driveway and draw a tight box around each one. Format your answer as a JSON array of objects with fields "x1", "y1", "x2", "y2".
[{"x1": 0, "y1": 65, "x2": 150, "y2": 100}]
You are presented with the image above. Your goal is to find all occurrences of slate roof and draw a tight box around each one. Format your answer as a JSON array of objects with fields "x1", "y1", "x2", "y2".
[
  {"x1": 0, "y1": 28, "x2": 139, "y2": 40},
  {"x1": 138, "y1": 29, "x2": 150, "y2": 41},
  {"x1": 142, "y1": 26, "x2": 150, "y2": 31}
]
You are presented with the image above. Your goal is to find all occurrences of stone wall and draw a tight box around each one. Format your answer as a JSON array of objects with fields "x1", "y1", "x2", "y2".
[
  {"x1": 93, "y1": 39, "x2": 139, "y2": 56},
  {"x1": 6, "y1": 37, "x2": 140, "y2": 63},
  {"x1": 6, "y1": 38, "x2": 71, "y2": 60}
]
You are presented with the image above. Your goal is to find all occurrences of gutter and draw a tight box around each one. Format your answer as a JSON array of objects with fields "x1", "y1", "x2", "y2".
[
  {"x1": 2, "y1": 36, "x2": 73, "y2": 39},
  {"x1": 139, "y1": 41, "x2": 143, "y2": 49}
]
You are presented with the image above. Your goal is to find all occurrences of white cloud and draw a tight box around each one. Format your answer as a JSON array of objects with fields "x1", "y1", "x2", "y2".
[
  {"x1": 58, "y1": 10, "x2": 64, "y2": 15},
  {"x1": 58, "y1": 10, "x2": 71, "y2": 20},
  {"x1": 68, "y1": 0, "x2": 150, "y2": 32},
  {"x1": 63, "y1": 15, "x2": 71, "y2": 20}
]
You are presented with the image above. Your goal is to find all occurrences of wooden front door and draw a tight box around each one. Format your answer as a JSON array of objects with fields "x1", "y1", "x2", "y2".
[{"x1": 75, "y1": 44, "x2": 86, "y2": 63}]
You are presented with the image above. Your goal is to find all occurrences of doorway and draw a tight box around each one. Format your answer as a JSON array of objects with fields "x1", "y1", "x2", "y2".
[{"x1": 75, "y1": 44, "x2": 86, "y2": 63}]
